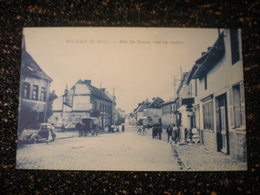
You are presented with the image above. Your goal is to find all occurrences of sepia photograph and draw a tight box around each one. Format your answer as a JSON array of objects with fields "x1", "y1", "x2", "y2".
[{"x1": 16, "y1": 27, "x2": 247, "y2": 171}]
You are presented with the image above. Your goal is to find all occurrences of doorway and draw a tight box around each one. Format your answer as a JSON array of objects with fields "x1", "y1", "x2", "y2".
[{"x1": 216, "y1": 93, "x2": 230, "y2": 154}]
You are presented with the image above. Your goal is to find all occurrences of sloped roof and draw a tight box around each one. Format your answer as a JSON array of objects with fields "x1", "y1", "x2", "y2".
[
  {"x1": 76, "y1": 80, "x2": 112, "y2": 103},
  {"x1": 147, "y1": 97, "x2": 164, "y2": 108},
  {"x1": 161, "y1": 100, "x2": 176, "y2": 107},
  {"x1": 185, "y1": 65, "x2": 198, "y2": 85},
  {"x1": 176, "y1": 72, "x2": 189, "y2": 94},
  {"x1": 134, "y1": 101, "x2": 150, "y2": 113},
  {"x1": 21, "y1": 46, "x2": 52, "y2": 82},
  {"x1": 193, "y1": 32, "x2": 225, "y2": 79}
]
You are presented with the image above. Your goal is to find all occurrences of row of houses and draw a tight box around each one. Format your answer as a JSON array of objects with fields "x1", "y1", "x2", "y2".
[
  {"x1": 18, "y1": 35, "x2": 125, "y2": 134},
  {"x1": 128, "y1": 29, "x2": 246, "y2": 162}
]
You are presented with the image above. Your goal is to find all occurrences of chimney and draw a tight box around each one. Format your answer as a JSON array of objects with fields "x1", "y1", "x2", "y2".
[{"x1": 84, "y1": 80, "x2": 91, "y2": 85}]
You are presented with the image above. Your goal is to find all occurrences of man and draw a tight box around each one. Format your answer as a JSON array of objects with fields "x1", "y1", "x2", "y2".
[
  {"x1": 152, "y1": 124, "x2": 156, "y2": 139},
  {"x1": 158, "y1": 123, "x2": 162, "y2": 140},
  {"x1": 172, "y1": 124, "x2": 178, "y2": 144},
  {"x1": 166, "y1": 125, "x2": 173, "y2": 143}
]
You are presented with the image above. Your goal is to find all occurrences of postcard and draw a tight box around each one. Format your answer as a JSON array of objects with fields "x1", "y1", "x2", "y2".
[{"x1": 16, "y1": 27, "x2": 247, "y2": 171}]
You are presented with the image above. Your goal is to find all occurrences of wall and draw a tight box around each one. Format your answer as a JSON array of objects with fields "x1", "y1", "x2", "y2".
[
  {"x1": 73, "y1": 96, "x2": 91, "y2": 111},
  {"x1": 18, "y1": 76, "x2": 50, "y2": 131},
  {"x1": 194, "y1": 29, "x2": 246, "y2": 161},
  {"x1": 229, "y1": 131, "x2": 247, "y2": 162}
]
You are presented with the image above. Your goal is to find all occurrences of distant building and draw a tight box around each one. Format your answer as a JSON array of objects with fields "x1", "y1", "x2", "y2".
[
  {"x1": 132, "y1": 101, "x2": 150, "y2": 126},
  {"x1": 143, "y1": 97, "x2": 164, "y2": 126},
  {"x1": 114, "y1": 108, "x2": 126, "y2": 125},
  {"x1": 161, "y1": 100, "x2": 177, "y2": 128},
  {"x1": 191, "y1": 29, "x2": 246, "y2": 161},
  {"x1": 175, "y1": 72, "x2": 196, "y2": 142},
  {"x1": 18, "y1": 35, "x2": 53, "y2": 133},
  {"x1": 49, "y1": 80, "x2": 114, "y2": 130}
]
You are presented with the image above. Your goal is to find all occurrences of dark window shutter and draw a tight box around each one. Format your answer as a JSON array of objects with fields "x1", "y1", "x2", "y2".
[
  {"x1": 229, "y1": 88, "x2": 234, "y2": 128},
  {"x1": 230, "y1": 29, "x2": 240, "y2": 65},
  {"x1": 240, "y1": 82, "x2": 246, "y2": 127}
]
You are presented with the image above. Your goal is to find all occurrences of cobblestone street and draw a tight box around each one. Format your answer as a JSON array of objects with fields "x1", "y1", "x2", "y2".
[{"x1": 16, "y1": 126, "x2": 180, "y2": 171}]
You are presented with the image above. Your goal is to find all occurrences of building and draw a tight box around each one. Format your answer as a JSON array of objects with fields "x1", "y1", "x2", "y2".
[
  {"x1": 105, "y1": 91, "x2": 117, "y2": 125},
  {"x1": 175, "y1": 72, "x2": 196, "y2": 142},
  {"x1": 132, "y1": 101, "x2": 150, "y2": 126},
  {"x1": 18, "y1": 35, "x2": 53, "y2": 133},
  {"x1": 191, "y1": 29, "x2": 246, "y2": 161},
  {"x1": 143, "y1": 97, "x2": 164, "y2": 126},
  {"x1": 161, "y1": 100, "x2": 177, "y2": 128},
  {"x1": 49, "y1": 80, "x2": 114, "y2": 130}
]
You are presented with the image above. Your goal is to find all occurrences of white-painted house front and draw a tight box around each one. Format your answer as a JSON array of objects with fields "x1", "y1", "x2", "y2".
[
  {"x1": 191, "y1": 29, "x2": 246, "y2": 161},
  {"x1": 49, "y1": 80, "x2": 114, "y2": 130}
]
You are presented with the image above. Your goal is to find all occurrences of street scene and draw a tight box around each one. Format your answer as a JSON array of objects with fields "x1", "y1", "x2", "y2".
[
  {"x1": 17, "y1": 126, "x2": 180, "y2": 171},
  {"x1": 16, "y1": 28, "x2": 247, "y2": 171}
]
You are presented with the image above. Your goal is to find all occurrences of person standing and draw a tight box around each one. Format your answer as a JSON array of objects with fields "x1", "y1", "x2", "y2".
[
  {"x1": 172, "y1": 124, "x2": 178, "y2": 144},
  {"x1": 166, "y1": 125, "x2": 173, "y2": 143},
  {"x1": 158, "y1": 123, "x2": 162, "y2": 140},
  {"x1": 121, "y1": 124, "x2": 125, "y2": 132},
  {"x1": 152, "y1": 124, "x2": 156, "y2": 139}
]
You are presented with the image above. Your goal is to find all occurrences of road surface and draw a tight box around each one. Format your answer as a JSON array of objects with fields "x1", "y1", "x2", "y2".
[{"x1": 16, "y1": 126, "x2": 180, "y2": 171}]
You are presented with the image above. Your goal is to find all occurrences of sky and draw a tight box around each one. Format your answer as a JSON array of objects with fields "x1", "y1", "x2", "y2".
[{"x1": 23, "y1": 27, "x2": 219, "y2": 113}]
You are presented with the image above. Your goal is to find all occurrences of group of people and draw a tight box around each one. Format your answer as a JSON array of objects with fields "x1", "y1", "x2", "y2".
[
  {"x1": 149, "y1": 123, "x2": 199, "y2": 144},
  {"x1": 152, "y1": 123, "x2": 163, "y2": 140},
  {"x1": 76, "y1": 122, "x2": 99, "y2": 137},
  {"x1": 166, "y1": 124, "x2": 179, "y2": 144}
]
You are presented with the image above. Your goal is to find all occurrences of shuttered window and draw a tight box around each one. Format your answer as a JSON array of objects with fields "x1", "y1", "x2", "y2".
[
  {"x1": 230, "y1": 29, "x2": 240, "y2": 65},
  {"x1": 232, "y1": 82, "x2": 246, "y2": 129},
  {"x1": 203, "y1": 100, "x2": 214, "y2": 130}
]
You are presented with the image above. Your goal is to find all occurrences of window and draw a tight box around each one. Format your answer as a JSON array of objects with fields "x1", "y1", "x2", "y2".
[
  {"x1": 233, "y1": 85, "x2": 242, "y2": 128},
  {"x1": 22, "y1": 82, "x2": 30, "y2": 99},
  {"x1": 32, "y1": 85, "x2": 39, "y2": 100},
  {"x1": 40, "y1": 87, "x2": 47, "y2": 101},
  {"x1": 230, "y1": 29, "x2": 240, "y2": 65},
  {"x1": 94, "y1": 101, "x2": 97, "y2": 111},
  {"x1": 203, "y1": 100, "x2": 214, "y2": 130},
  {"x1": 204, "y1": 75, "x2": 207, "y2": 90}
]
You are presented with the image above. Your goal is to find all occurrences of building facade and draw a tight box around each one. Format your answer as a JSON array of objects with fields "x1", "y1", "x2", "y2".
[
  {"x1": 161, "y1": 101, "x2": 177, "y2": 128},
  {"x1": 191, "y1": 29, "x2": 246, "y2": 161},
  {"x1": 49, "y1": 80, "x2": 114, "y2": 130},
  {"x1": 18, "y1": 35, "x2": 53, "y2": 133},
  {"x1": 143, "y1": 97, "x2": 164, "y2": 126}
]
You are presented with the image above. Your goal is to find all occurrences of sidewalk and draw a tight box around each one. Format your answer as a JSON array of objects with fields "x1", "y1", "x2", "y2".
[
  {"x1": 172, "y1": 143, "x2": 247, "y2": 171},
  {"x1": 144, "y1": 127, "x2": 247, "y2": 171}
]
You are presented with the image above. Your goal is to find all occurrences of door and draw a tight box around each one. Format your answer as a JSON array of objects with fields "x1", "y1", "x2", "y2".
[{"x1": 216, "y1": 94, "x2": 230, "y2": 154}]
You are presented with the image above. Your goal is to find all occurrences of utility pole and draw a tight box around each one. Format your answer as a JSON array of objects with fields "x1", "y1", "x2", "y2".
[
  {"x1": 173, "y1": 74, "x2": 176, "y2": 100},
  {"x1": 180, "y1": 66, "x2": 183, "y2": 81}
]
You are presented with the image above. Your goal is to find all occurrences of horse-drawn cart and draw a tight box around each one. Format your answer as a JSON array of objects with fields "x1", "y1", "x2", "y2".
[{"x1": 76, "y1": 117, "x2": 99, "y2": 137}]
